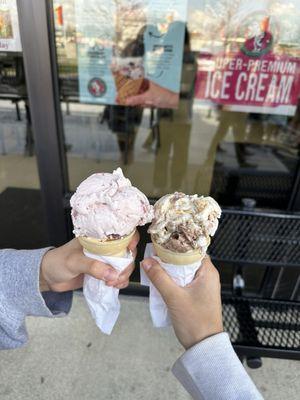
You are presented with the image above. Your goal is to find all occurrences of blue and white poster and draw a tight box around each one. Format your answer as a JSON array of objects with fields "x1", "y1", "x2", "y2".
[{"x1": 75, "y1": 0, "x2": 188, "y2": 108}]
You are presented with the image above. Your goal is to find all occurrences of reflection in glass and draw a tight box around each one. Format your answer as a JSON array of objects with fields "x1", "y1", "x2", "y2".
[
  {"x1": 0, "y1": 51, "x2": 48, "y2": 248},
  {"x1": 54, "y1": 0, "x2": 300, "y2": 211}
]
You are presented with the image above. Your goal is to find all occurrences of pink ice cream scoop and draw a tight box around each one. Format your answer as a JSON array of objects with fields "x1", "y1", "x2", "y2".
[{"x1": 70, "y1": 168, "x2": 153, "y2": 239}]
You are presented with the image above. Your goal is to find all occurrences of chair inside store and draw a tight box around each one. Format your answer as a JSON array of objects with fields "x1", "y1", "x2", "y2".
[
  {"x1": 209, "y1": 207, "x2": 300, "y2": 368},
  {"x1": 0, "y1": 54, "x2": 34, "y2": 155}
]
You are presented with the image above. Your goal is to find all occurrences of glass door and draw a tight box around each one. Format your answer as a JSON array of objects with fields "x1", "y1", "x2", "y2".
[
  {"x1": 48, "y1": 1, "x2": 300, "y2": 291},
  {"x1": 52, "y1": 0, "x2": 300, "y2": 210},
  {"x1": 0, "y1": 0, "x2": 49, "y2": 249}
]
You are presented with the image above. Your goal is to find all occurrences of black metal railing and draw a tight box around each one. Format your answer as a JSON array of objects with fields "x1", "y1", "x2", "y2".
[
  {"x1": 210, "y1": 209, "x2": 300, "y2": 269},
  {"x1": 210, "y1": 208, "x2": 300, "y2": 367}
]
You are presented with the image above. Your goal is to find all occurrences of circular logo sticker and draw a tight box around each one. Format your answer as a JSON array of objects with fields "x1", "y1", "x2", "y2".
[
  {"x1": 241, "y1": 31, "x2": 273, "y2": 58},
  {"x1": 237, "y1": 13, "x2": 278, "y2": 58},
  {"x1": 88, "y1": 78, "x2": 107, "y2": 97}
]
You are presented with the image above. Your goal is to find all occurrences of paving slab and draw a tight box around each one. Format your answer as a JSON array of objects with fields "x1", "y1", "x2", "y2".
[{"x1": 0, "y1": 294, "x2": 299, "y2": 400}]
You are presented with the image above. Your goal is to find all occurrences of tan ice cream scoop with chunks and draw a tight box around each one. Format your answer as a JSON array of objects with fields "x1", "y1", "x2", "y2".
[{"x1": 148, "y1": 192, "x2": 221, "y2": 265}]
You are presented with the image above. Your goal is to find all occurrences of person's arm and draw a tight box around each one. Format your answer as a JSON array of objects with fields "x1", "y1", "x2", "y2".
[
  {"x1": 0, "y1": 247, "x2": 72, "y2": 349},
  {"x1": 172, "y1": 332, "x2": 263, "y2": 400},
  {"x1": 141, "y1": 257, "x2": 263, "y2": 400},
  {"x1": 0, "y1": 233, "x2": 139, "y2": 350}
]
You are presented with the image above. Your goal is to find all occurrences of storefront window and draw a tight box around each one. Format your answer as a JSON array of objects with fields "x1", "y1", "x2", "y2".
[
  {"x1": 0, "y1": 0, "x2": 48, "y2": 249},
  {"x1": 53, "y1": 0, "x2": 300, "y2": 210}
]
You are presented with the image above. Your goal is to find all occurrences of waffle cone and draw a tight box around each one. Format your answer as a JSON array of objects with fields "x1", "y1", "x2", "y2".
[
  {"x1": 113, "y1": 72, "x2": 144, "y2": 103},
  {"x1": 152, "y1": 239, "x2": 206, "y2": 265},
  {"x1": 79, "y1": 230, "x2": 135, "y2": 257}
]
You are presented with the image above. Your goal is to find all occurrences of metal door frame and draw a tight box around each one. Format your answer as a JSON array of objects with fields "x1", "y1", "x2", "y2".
[{"x1": 17, "y1": 0, "x2": 69, "y2": 246}]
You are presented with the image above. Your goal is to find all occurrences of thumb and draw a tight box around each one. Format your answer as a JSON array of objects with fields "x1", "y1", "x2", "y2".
[
  {"x1": 81, "y1": 255, "x2": 119, "y2": 282},
  {"x1": 142, "y1": 258, "x2": 180, "y2": 302}
]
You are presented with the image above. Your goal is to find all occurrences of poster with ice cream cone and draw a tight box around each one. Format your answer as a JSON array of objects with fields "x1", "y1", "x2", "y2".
[
  {"x1": 0, "y1": 0, "x2": 21, "y2": 52},
  {"x1": 75, "y1": 0, "x2": 187, "y2": 108}
]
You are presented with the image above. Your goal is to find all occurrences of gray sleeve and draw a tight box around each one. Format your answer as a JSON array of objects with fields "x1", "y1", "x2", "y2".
[
  {"x1": 172, "y1": 332, "x2": 263, "y2": 400},
  {"x1": 0, "y1": 248, "x2": 72, "y2": 349}
]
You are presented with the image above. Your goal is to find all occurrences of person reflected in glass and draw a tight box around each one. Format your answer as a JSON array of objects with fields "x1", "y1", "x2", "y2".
[
  {"x1": 203, "y1": 107, "x2": 251, "y2": 168},
  {"x1": 102, "y1": 25, "x2": 146, "y2": 165},
  {"x1": 151, "y1": 26, "x2": 197, "y2": 194}
]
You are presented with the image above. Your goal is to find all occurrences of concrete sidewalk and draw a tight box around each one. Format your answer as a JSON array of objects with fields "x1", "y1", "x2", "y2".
[{"x1": 0, "y1": 294, "x2": 299, "y2": 400}]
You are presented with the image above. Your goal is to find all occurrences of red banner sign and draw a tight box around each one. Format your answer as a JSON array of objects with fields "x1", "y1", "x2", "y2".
[
  {"x1": 195, "y1": 52, "x2": 300, "y2": 115},
  {"x1": 195, "y1": 24, "x2": 300, "y2": 116}
]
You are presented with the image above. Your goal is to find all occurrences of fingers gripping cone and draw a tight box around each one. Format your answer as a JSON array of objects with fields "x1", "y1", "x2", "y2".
[
  {"x1": 79, "y1": 231, "x2": 135, "y2": 335},
  {"x1": 142, "y1": 241, "x2": 205, "y2": 328},
  {"x1": 149, "y1": 234, "x2": 211, "y2": 326}
]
